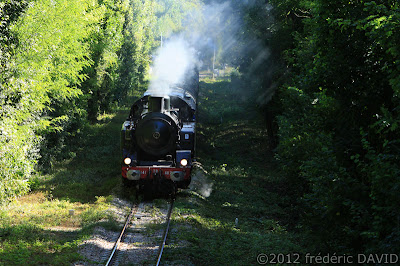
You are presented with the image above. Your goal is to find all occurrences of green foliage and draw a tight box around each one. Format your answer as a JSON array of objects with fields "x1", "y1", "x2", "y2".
[
  {"x1": 353, "y1": 130, "x2": 400, "y2": 253},
  {"x1": 0, "y1": 108, "x2": 124, "y2": 264},
  {"x1": 274, "y1": 88, "x2": 370, "y2": 252},
  {"x1": 79, "y1": 0, "x2": 126, "y2": 121},
  {"x1": 116, "y1": 0, "x2": 156, "y2": 101},
  {"x1": 0, "y1": 0, "x2": 38, "y2": 202},
  {"x1": 154, "y1": 0, "x2": 201, "y2": 39},
  {"x1": 276, "y1": 88, "x2": 336, "y2": 182},
  {"x1": 0, "y1": 0, "x2": 104, "y2": 202},
  {"x1": 0, "y1": 0, "x2": 158, "y2": 202},
  {"x1": 198, "y1": 80, "x2": 252, "y2": 125},
  {"x1": 0, "y1": 0, "x2": 28, "y2": 78},
  {"x1": 162, "y1": 78, "x2": 303, "y2": 265},
  {"x1": 268, "y1": 0, "x2": 400, "y2": 254}
]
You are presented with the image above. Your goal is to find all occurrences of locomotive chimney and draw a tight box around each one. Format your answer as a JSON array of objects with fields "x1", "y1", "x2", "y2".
[{"x1": 148, "y1": 95, "x2": 170, "y2": 113}]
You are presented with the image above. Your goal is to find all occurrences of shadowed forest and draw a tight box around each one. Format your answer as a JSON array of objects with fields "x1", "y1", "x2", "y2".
[{"x1": 1, "y1": 0, "x2": 400, "y2": 264}]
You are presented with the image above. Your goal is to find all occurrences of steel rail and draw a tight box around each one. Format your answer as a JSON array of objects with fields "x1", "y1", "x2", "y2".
[
  {"x1": 155, "y1": 199, "x2": 175, "y2": 266},
  {"x1": 105, "y1": 203, "x2": 138, "y2": 266}
]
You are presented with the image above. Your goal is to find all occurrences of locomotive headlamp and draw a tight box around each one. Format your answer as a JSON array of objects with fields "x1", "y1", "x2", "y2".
[
  {"x1": 180, "y1": 159, "x2": 188, "y2": 167},
  {"x1": 177, "y1": 151, "x2": 191, "y2": 167},
  {"x1": 124, "y1": 157, "x2": 132, "y2": 165}
]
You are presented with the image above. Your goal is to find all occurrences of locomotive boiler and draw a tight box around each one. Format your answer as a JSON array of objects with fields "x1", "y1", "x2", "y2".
[{"x1": 121, "y1": 69, "x2": 199, "y2": 194}]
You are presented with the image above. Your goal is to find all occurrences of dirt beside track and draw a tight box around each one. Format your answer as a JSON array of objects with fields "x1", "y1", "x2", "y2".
[{"x1": 76, "y1": 196, "x2": 169, "y2": 265}]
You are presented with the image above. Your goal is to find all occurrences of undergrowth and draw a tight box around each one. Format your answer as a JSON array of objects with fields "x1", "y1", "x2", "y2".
[
  {"x1": 0, "y1": 78, "x2": 305, "y2": 265},
  {"x1": 0, "y1": 108, "x2": 128, "y2": 265},
  {"x1": 161, "y1": 78, "x2": 305, "y2": 265}
]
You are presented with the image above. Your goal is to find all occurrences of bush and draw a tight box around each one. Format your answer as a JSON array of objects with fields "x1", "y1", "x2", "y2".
[{"x1": 275, "y1": 87, "x2": 372, "y2": 252}]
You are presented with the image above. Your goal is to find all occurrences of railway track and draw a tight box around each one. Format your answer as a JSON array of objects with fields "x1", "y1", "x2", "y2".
[
  {"x1": 105, "y1": 198, "x2": 175, "y2": 266},
  {"x1": 155, "y1": 199, "x2": 174, "y2": 266}
]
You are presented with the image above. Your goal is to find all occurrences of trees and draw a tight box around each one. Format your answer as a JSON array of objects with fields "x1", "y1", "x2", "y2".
[
  {"x1": 1, "y1": 0, "x2": 203, "y2": 202},
  {"x1": 0, "y1": 1, "x2": 31, "y2": 202},
  {"x1": 117, "y1": 0, "x2": 156, "y2": 101},
  {"x1": 1, "y1": 0, "x2": 101, "y2": 201},
  {"x1": 230, "y1": 0, "x2": 399, "y2": 254},
  {"x1": 3, "y1": 0, "x2": 398, "y2": 254},
  {"x1": 0, "y1": 0, "x2": 159, "y2": 202},
  {"x1": 266, "y1": 0, "x2": 400, "y2": 254}
]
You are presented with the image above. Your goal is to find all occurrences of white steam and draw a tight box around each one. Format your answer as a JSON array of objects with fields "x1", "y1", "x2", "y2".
[
  {"x1": 148, "y1": 37, "x2": 197, "y2": 95},
  {"x1": 148, "y1": 1, "x2": 273, "y2": 96},
  {"x1": 189, "y1": 164, "x2": 213, "y2": 198},
  {"x1": 148, "y1": 1, "x2": 245, "y2": 95}
]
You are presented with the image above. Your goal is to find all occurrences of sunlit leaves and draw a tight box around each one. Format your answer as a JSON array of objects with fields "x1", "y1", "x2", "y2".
[
  {"x1": 154, "y1": 0, "x2": 201, "y2": 38},
  {"x1": 0, "y1": 0, "x2": 121, "y2": 202},
  {"x1": 116, "y1": 0, "x2": 156, "y2": 100}
]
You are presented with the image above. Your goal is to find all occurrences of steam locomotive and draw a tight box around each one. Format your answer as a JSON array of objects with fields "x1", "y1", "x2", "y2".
[{"x1": 121, "y1": 69, "x2": 198, "y2": 194}]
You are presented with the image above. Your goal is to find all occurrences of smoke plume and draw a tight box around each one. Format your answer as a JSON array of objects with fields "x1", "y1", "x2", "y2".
[
  {"x1": 148, "y1": 1, "x2": 247, "y2": 95},
  {"x1": 148, "y1": 37, "x2": 197, "y2": 95}
]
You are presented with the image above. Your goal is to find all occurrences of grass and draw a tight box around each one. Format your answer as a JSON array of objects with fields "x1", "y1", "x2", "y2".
[
  {"x1": 0, "y1": 194, "x2": 110, "y2": 265},
  {"x1": 160, "y1": 78, "x2": 305, "y2": 265},
  {"x1": 0, "y1": 78, "x2": 304, "y2": 265},
  {"x1": 0, "y1": 107, "x2": 130, "y2": 265}
]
